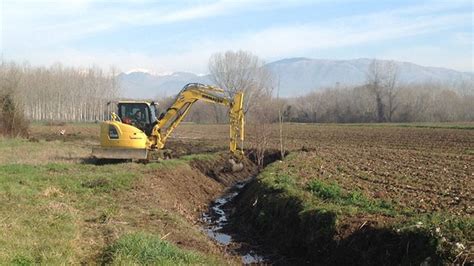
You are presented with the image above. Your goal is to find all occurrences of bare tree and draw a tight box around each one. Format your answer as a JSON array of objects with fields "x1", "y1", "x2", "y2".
[
  {"x1": 384, "y1": 61, "x2": 400, "y2": 122},
  {"x1": 251, "y1": 97, "x2": 278, "y2": 168},
  {"x1": 367, "y1": 59, "x2": 386, "y2": 122},
  {"x1": 208, "y1": 50, "x2": 273, "y2": 116},
  {"x1": 366, "y1": 59, "x2": 399, "y2": 122},
  {"x1": 276, "y1": 75, "x2": 286, "y2": 160},
  {"x1": 209, "y1": 50, "x2": 275, "y2": 166},
  {"x1": 0, "y1": 61, "x2": 118, "y2": 122},
  {"x1": 281, "y1": 81, "x2": 472, "y2": 123}
]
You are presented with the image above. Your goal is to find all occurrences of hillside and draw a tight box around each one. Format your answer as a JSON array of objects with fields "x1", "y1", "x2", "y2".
[
  {"x1": 117, "y1": 71, "x2": 210, "y2": 99},
  {"x1": 267, "y1": 58, "x2": 473, "y2": 96},
  {"x1": 118, "y1": 58, "x2": 473, "y2": 99}
]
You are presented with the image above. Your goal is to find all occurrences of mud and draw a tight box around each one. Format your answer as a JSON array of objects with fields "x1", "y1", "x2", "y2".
[
  {"x1": 198, "y1": 150, "x2": 288, "y2": 264},
  {"x1": 201, "y1": 180, "x2": 267, "y2": 264}
]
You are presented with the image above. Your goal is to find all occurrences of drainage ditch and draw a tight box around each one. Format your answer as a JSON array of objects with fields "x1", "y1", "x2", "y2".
[
  {"x1": 200, "y1": 150, "x2": 287, "y2": 264},
  {"x1": 201, "y1": 179, "x2": 267, "y2": 264}
]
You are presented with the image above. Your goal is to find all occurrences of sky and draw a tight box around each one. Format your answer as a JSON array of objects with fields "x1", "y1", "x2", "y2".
[{"x1": 1, "y1": 0, "x2": 473, "y2": 74}]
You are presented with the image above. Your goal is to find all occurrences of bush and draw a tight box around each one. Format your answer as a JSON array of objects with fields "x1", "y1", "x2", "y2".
[{"x1": 0, "y1": 93, "x2": 29, "y2": 137}]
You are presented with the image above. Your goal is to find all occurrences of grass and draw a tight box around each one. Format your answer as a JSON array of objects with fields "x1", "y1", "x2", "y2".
[
  {"x1": 260, "y1": 162, "x2": 394, "y2": 217},
  {"x1": 306, "y1": 180, "x2": 394, "y2": 214},
  {"x1": 144, "y1": 159, "x2": 188, "y2": 170},
  {"x1": 0, "y1": 159, "x2": 223, "y2": 264},
  {"x1": 143, "y1": 153, "x2": 217, "y2": 170},
  {"x1": 307, "y1": 179, "x2": 342, "y2": 200},
  {"x1": 104, "y1": 232, "x2": 218, "y2": 265},
  {"x1": 0, "y1": 162, "x2": 138, "y2": 263},
  {"x1": 0, "y1": 138, "x2": 91, "y2": 164}
]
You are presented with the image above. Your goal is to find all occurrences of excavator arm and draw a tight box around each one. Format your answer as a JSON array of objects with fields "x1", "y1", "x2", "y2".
[{"x1": 150, "y1": 83, "x2": 244, "y2": 157}]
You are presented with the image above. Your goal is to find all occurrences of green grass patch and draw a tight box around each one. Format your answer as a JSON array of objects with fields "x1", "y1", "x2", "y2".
[
  {"x1": 303, "y1": 177, "x2": 394, "y2": 215},
  {"x1": 104, "y1": 233, "x2": 217, "y2": 265},
  {"x1": 0, "y1": 149, "x2": 224, "y2": 264},
  {"x1": 307, "y1": 179, "x2": 342, "y2": 200},
  {"x1": 0, "y1": 162, "x2": 139, "y2": 263}
]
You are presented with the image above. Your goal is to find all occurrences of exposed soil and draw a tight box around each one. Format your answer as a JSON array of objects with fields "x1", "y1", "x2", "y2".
[
  {"x1": 173, "y1": 124, "x2": 473, "y2": 216},
  {"x1": 88, "y1": 152, "x2": 259, "y2": 263},
  {"x1": 224, "y1": 125, "x2": 473, "y2": 265}
]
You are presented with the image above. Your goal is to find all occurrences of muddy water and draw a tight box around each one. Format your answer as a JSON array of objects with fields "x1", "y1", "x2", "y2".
[{"x1": 201, "y1": 180, "x2": 266, "y2": 264}]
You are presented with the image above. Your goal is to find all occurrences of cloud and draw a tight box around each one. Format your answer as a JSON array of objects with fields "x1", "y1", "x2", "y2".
[
  {"x1": 148, "y1": 6, "x2": 472, "y2": 71},
  {"x1": 2, "y1": 0, "x2": 315, "y2": 47},
  {"x1": 2, "y1": 0, "x2": 472, "y2": 72}
]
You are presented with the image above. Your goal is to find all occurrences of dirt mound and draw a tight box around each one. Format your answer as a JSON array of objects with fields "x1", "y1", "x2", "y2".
[
  {"x1": 166, "y1": 139, "x2": 225, "y2": 157},
  {"x1": 189, "y1": 154, "x2": 258, "y2": 186}
]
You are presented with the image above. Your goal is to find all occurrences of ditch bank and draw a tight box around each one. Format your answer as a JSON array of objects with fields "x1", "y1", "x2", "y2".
[
  {"x1": 227, "y1": 152, "x2": 468, "y2": 265},
  {"x1": 94, "y1": 152, "x2": 259, "y2": 264},
  {"x1": 98, "y1": 150, "x2": 469, "y2": 265},
  {"x1": 231, "y1": 179, "x2": 441, "y2": 265},
  {"x1": 198, "y1": 150, "x2": 288, "y2": 264}
]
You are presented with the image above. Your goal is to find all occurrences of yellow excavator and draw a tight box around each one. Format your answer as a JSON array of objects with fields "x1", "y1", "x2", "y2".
[{"x1": 91, "y1": 83, "x2": 244, "y2": 163}]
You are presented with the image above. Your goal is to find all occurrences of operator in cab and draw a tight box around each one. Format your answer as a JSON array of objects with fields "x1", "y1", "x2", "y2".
[{"x1": 132, "y1": 110, "x2": 146, "y2": 130}]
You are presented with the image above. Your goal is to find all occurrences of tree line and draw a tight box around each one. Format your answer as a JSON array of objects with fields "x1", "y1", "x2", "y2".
[
  {"x1": 0, "y1": 61, "x2": 119, "y2": 123},
  {"x1": 282, "y1": 82, "x2": 473, "y2": 123},
  {"x1": 181, "y1": 55, "x2": 473, "y2": 124},
  {"x1": 1, "y1": 54, "x2": 472, "y2": 129}
]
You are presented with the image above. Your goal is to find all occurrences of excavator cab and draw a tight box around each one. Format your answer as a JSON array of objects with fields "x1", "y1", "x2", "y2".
[{"x1": 117, "y1": 102, "x2": 158, "y2": 135}]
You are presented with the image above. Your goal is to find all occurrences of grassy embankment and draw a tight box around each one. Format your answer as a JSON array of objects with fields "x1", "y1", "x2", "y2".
[{"x1": 0, "y1": 138, "x2": 222, "y2": 264}]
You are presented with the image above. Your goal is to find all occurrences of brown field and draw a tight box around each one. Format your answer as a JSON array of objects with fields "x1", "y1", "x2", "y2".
[
  {"x1": 28, "y1": 122, "x2": 474, "y2": 217},
  {"x1": 2, "y1": 121, "x2": 471, "y2": 264},
  {"x1": 174, "y1": 123, "x2": 473, "y2": 215}
]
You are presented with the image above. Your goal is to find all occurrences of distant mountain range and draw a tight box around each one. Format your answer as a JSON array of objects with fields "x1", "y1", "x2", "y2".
[
  {"x1": 117, "y1": 71, "x2": 210, "y2": 99},
  {"x1": 118, "y1": 58, "x2": 473, "y2": 99}
]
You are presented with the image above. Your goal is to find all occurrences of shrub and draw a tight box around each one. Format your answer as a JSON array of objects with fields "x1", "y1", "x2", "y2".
[{"x1": 0, "y1": 93, "x2": 29, "y2": 137}]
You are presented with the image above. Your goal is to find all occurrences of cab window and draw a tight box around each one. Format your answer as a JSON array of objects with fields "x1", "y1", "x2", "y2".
[{"x1": 118, "y1": 103, "x2": 150, "y2": 124}]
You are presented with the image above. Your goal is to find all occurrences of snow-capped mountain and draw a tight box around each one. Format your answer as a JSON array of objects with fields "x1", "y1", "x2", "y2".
[
  {"x1": 118, "y1": 58, "x2": 473, "y2": 99},
  {"x1": 117, "y1": 71, "x2": 211, "y2": 99}
]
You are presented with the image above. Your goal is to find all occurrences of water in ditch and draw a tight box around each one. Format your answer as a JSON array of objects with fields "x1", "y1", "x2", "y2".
[{"x1": 201, "y1": 180, "x2": 266, "y2": 264}]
